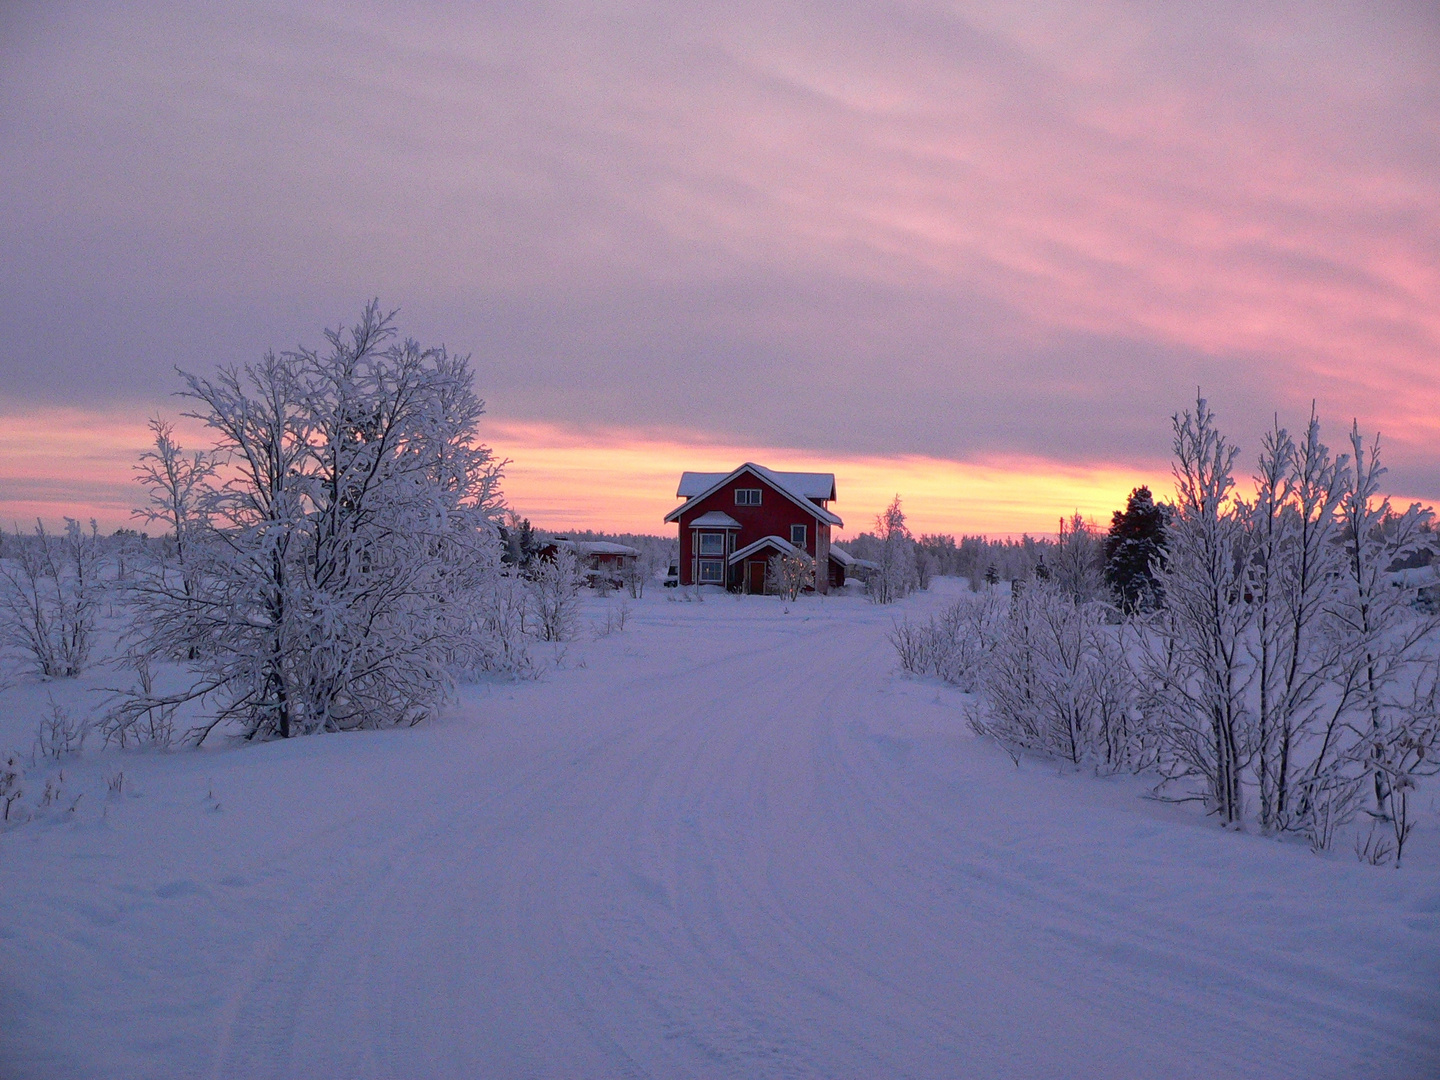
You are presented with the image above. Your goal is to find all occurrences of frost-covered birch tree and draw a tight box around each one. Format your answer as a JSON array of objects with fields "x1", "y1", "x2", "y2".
[
  {"x1": 1242, "y1": 410, "x2": 1349, "y2": 832},
  {"x1": 869, "y1": 496, "x2": 916, "y2": 604},
  {"x1": 1315, "y1": 424, "x2": 1439, "y2": 857},
  {"x1": 1143, "y1": 397, "x2": 1254, "y2": 825},
  {"x1": 1051, "y1": 513, "x2": 1106, "y2": 604},
  {"x1": 117, "y1": 301, "x2": 508, "y2": 743},
  {"x1": 132, "y1": 418, "x2": 217, "y2": 662}
]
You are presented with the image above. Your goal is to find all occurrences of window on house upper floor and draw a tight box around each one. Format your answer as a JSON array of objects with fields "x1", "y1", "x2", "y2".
[
  {"x1": 791, "y1": 523, "x2": 807, "y2": 547},
  {"x1": 698, "y1": 532, "x2": 725, "y2": 556},
  {"x1": 735, "y1": 488, "x2": 762, "y2": 506}
]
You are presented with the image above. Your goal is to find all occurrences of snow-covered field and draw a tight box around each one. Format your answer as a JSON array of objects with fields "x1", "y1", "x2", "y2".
[{"x1": 1, "y1": 579, "x2": 1437, "y2": 1079}]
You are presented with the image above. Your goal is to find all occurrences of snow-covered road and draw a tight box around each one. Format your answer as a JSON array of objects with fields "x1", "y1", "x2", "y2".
[{"x1": 3, "y1": 586, "x2": 1438, "y2": 1078}]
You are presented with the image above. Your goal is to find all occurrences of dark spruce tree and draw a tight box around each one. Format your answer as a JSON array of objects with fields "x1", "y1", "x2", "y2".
[{"x1": 1104, "y1": 486, "x2": 1169, "y2": 611}]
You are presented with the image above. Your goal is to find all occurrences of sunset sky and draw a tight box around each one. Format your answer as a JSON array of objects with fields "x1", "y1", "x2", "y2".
[{"x1": 2, "y1": 2, "x2": 1436, "y2": 537}]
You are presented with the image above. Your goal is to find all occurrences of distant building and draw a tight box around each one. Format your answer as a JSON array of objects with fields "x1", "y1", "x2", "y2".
[
  {"x1": 664, "y1": 463, "x2": 853, "y2": 593},
  {"x1": 539, "y1": 537, "x2": 641, "y2": 588}
]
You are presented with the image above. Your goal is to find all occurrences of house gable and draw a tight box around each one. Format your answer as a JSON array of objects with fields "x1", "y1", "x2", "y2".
[{"x1": 665, "y1": 463, "x2": 842, "y2": 528}]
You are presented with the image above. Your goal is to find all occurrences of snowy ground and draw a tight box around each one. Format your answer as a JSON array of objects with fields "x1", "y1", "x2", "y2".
[{"x1": 1, "y1": 579, "x2": 1438, "y2": 1079}]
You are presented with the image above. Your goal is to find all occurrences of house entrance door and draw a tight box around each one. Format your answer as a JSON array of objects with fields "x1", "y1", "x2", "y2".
[{"x1": 746, "y1": 559, "x2": 766, "y2": 594}]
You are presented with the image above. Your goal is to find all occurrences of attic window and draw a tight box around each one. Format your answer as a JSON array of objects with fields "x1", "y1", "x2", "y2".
[
  {"x1": 735, "y1": 488, "x2": 762, "y2": 506},
  {"x1": 791, "y1": 524, "x2": 807, "y2": 546}
]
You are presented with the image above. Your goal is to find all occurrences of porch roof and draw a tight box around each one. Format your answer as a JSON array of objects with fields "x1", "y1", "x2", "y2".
[{"x1": 689, "y1": 510, "x2": 742, "y2": 529}]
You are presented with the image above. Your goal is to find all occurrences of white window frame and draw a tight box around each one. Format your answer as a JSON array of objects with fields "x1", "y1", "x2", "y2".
[
  {"x1": 697, "y1": 531, "x2": 725, "y2": 556},
  {"x1": 698, "y1": 559, "x2": 725, "y2": 583},
  {"x1": 735, "y1": 488, "x2": 762, "y2": 506},
  {"x1": 790, "y1": 523, "x2": 807, "y2": 547}
]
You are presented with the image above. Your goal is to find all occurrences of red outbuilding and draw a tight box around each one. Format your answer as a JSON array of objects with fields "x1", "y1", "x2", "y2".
[{"x1": 664, "y1": 463, "x2": 848, "y2": 593}]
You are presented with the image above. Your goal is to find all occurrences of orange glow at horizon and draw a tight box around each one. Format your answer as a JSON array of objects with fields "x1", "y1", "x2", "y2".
[
  {"x1": 488, "y1": 421, "x2": 1157, "y2": 538},
  {"x1": 1, "y1": 408, "x2": 1432, "y2": 541}
]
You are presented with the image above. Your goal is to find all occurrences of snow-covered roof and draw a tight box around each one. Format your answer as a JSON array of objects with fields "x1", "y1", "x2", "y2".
[
  {"x1": 830, "y1": 546, "x2": 878, "y2": 570},
  {"x1": 666, "y1": 463, "x2": 843, "y2": 527},
  {"x1": 688, "y1": 510, "x2": 742, "y2": 529},
  {"x1": 675, "y1": 472, "x2": 728, "y2": 497},
  {"x1": 677, "y1": 465, "x2": 836, "y2": 503},
  {"x1": 557, "y1": 540, "x2": 640, "y2": 557},
  {"x1": 729, "y1": 535, "x2": 803, "y2": 565}
]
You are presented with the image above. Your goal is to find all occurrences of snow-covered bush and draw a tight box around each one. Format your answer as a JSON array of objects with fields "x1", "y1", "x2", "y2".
[
  {"x1": 529, "y1": 545, "x2": 585, "y2": 642},
  {"x1": 0, "y1": 519, "x2": 103, "y2": 679},
  {"x1": 621, "y1": 550, "x2": 660, "y2": 599},
  {"x1": 33, "y1": 697, "x2": 89, "y2": 760},
  {"x1": 0, "y1": 753, "x2": 24, "y2": 823},
  {"x1": 951, "y1": 396, "x2": 1439, "y2": 861},
  {"x1": 968, "y1": 584, "x2": 1140, "y2": 769},
  {"x1": 891, "y1": 592, "x2": 1005, "y2": 692},
  {"x1": 460, "y1": 572, "x2": 536, "y2": 678},
  {"x1": 767, "y1": 549, "x2": 814, "y2": 601},
  {"x1": 592, "y1": 600, "x2": 630, "y2": 638},
  {"x1": 117, "y1": 301, "x2": 508, "y2": 743},
  {"x1": 102, "y1": 656, "x2": 179, "y2": 748}
]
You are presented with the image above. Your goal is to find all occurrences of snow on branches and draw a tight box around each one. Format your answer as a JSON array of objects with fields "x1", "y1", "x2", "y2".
[
  {"x1": 901, "y1": 394, "x2": 1440, "y2": 864},
  {"x1": 114, "y1": 301, "x2": 512, "y2": 744}
]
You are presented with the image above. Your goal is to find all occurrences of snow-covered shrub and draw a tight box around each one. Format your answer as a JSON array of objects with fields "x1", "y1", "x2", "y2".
[
  {"x1": 0, "y1": 754, "x2": 24, "y2": 823},
  {"x1": 102, "y1": 656, "x2": 177, "y2": 749},
  {"x1": 621, "y1": 549, "x2": 663, "y2": 599},
  {"x1": 767, "y1": 549, "x2": 814, "y2": 601},
  {"x1": 530, "y1": 546, "x2": 584, "y2": 642},
  {"x1": 0, "y1": 519, "x2": 102, "y2": 678},
  {"x1": 34, "y1": 697, "x2": 89, "y2": 760},
  {"x1": 968, "y1": 584, "x2": 1139, "y2": 769},
  {"x1": 950, "y1": 397, "x2": 1439, "y2": 858},
  {"x1": 1242, "y1": 421, "x2": 1439, "y2": 858},
  {"x1": 460, "y1": 571, "x2": 536, "y2": 678},
  {"x1": 891, "y1": 593, "x2": 1005, "y2": 692},
  {"x1": 131, "y1": 418, "x2": 217, "y2": 663},
  {"x1": 118, "y1": 301, "x2": 507, "y2": 743},
  {"x1": 592, "y1": 600, "x2": 630, "y2": 638}
]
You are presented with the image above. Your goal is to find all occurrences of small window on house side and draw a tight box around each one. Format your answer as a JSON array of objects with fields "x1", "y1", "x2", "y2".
[
  {"x1": 735, "y1": 488, "x2": 762, "y2": 506},
  {"x1": 791, "y1": 523, "x2": 807, "y2": 547},
  {"x1": 698, "y1": 532, "x2": 725, "y2": 556}
]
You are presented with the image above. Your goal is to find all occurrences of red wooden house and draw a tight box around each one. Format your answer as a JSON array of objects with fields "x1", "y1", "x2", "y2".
[{"x1": 664, "y1": 463, "x2": 847, "y2": 593}]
